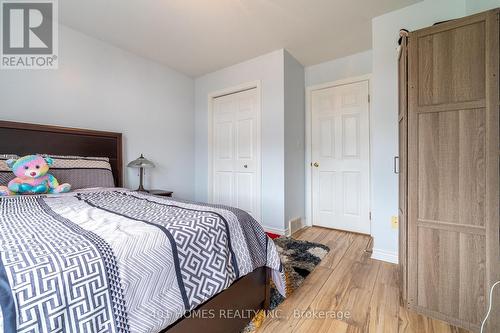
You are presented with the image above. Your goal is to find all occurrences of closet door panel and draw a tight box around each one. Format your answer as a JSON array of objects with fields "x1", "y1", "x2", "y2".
[{"x1": 211, "y1": 88, "x2": 261, "y2": 221}]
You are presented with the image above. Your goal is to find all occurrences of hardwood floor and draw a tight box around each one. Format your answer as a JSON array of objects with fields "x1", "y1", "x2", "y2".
[{"x1": 259, "y1": 227, "x2": 470, "y2": 333}]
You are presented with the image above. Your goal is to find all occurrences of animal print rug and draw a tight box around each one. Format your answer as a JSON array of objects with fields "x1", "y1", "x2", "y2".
[{"x1": 242, "y1": 236, "x2": 330, "y2": 332}]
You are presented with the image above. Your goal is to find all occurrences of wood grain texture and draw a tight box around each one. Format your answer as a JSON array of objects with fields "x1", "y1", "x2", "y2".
[
  {"x1": 258, "y1": 227, "x2": 469, "y2": 333},
  {"x1": 417, "y1": 21, "x2": 485, "y2": 106},
  {"x1": 165, "y1": 267, "x2": 269, "y2": 333},
  {"x1": 398, "y1": 35, "x2": 409, "y2": 306},
  {"x1": 405, "y1": 8, "x2": 499, "y2": 332},
  {"x1": 484, "y1": 9, "x2": 500, "y2": 333},
  {"x1": 416, "y1": 109, "x2": 485, "y2": 226}
]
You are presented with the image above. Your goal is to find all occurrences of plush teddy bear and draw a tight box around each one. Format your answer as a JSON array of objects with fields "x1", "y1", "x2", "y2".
[{"x1": 0, "y1": 155, "x2": 71, "y2": 195}]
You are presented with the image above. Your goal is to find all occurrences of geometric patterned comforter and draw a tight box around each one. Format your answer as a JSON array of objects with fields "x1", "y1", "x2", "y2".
[{"x1": 0, "y1": 188, "x2": 285, "y2": 333}]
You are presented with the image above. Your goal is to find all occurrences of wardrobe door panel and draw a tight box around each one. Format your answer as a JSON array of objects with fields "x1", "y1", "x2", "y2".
[
  {"x1": 398, "y1": 34, "x2": 408, "y2": 304},
  {"x1": 417, "y1": 109, "x2": 486, "y2": 227},
  {"x1": 417, "y1": 21, "x2": 486, "y2": 106},
  {"x1": 408, "y1": 9, "x2": 499, "y2": 332},
  {"x1": 417, "y1": 228, "x2": 486, "y2": 324}
]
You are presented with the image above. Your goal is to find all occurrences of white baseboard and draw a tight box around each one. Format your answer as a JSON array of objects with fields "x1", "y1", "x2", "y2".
[
  {"x1": 371, "y1": 248, "x2": 399, "y2": 264},
  {"x1": 263, "y1": 226, "x2": 290, "y2": 236}
]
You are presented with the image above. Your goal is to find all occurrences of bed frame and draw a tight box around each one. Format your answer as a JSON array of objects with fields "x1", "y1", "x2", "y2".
[
  {"x1": 0, "y1": 120, "x2": 271, "y2": 333},
  {"x1": 0, "y1": 120, "x2": 123, "y2": 187}
]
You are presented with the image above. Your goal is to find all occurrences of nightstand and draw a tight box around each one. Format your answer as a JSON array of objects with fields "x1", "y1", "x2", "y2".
[{"x1": 149, "y1": 190, "x2": 173, "y2": 197}]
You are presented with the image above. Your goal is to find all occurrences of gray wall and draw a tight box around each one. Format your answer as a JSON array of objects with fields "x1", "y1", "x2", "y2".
[
  {"x1": 370, "y1": 0, "x2": 467, "y2": 261},
  {"x1": 284, "y1": 50, "x2": 306, "y2": 230},
  {"x1": 0, "y1": 25, "x2": 195, "y2": 199},
  {"x1": 305, "y1": 50, "x2": 372, "y2": 87}
]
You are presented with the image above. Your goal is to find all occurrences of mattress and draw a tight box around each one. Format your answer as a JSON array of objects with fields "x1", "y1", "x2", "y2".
[{"x1": 0, "y1": 188, "x2": 285, "y2": 333}]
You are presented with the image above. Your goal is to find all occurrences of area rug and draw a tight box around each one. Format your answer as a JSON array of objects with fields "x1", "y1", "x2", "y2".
[{"x1": 242, "y1": 236, "x2": 330, "y2": 333}]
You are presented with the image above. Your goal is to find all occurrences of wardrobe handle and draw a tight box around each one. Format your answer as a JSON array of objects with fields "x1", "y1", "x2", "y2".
[{"x1": 394, "y1": 156, "x2": 399, "y2": 174}]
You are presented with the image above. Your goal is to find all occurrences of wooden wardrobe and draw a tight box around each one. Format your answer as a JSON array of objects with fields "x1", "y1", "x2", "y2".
[{"x1": 398, "y1": 8, "x2": 500, "y2": 332}]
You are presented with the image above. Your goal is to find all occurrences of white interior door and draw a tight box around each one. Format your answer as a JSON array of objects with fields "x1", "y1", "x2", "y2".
[
  {"x1": 211, "y1": 88, "x2": 261, "y2": 222},
  {"x1": 311, "y1": 80, "x2": 370, "y2": 234}
]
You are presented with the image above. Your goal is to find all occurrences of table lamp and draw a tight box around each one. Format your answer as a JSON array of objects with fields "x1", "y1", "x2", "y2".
[{"x1": 127, "y1": 154, "x2": 155, "y2": 192}]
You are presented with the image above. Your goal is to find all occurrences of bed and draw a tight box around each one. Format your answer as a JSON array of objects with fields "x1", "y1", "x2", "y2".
[{"x1": 0, "y1": 121, "x2": 285, "y2": 333}]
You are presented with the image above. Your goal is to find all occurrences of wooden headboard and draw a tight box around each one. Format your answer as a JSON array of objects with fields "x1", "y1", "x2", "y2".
[{"x1": 0, "y1": 121, "x2": 123, "y2": 187}]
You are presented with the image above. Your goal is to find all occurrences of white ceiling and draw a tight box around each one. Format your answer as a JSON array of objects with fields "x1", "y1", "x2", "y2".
[{"x1": 60, "y1": 0, "x2": 420, "y2": 77}]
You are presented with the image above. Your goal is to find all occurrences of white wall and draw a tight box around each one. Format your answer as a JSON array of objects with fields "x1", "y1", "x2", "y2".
[
  {"x1": 284, "y1": 50, "x2": 305, "y2": 230},
  {"x1": 0, "y1": 25, "x2": 195, "y2": 199},
  {"x1": 305, "y1": 50, "x2": 372, "y2": 87},
  {"x1": 370, "y1": 0, "x2": 466, "y2": 262},
  {"x1": 194, "y1": 50, "x2": 286, "y2": 233},
  {"x1": 466, "y1": 0, "x2": 499, "y2": 14}
]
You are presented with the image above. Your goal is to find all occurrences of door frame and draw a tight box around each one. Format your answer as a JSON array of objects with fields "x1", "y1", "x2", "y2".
[
  {"x1": 207, "y1": 80, "x2": 262, "y2": 221},
  {"x1": 305, "y1": 74, "x2": 372, "y2": 234}
]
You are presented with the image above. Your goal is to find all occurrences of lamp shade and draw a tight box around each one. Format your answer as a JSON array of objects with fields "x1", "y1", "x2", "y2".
[{"x1": 127, "y1": 154, "x2": 155, "y2": 169}]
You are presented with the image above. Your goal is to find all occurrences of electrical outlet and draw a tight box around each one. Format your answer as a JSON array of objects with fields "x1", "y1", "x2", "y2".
[{"x1": 391, "y1": 216, "x2": 399, "y2": 229}]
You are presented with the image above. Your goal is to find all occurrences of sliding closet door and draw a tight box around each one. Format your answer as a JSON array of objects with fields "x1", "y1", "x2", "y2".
[
  {"x1": 398, "y1": 35, "x2": 408, "y2": 304},
  {"x1": 211, "y1": 88, "x2": 261, "y2": 222},
  {"x1": 407, "y1": 9, "x2": 499, "y2": 332}
]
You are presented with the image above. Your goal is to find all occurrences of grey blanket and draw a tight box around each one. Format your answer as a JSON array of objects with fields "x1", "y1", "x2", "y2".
[{"x1": 0, "y1": 188, "x2": 285, "y2": 333}]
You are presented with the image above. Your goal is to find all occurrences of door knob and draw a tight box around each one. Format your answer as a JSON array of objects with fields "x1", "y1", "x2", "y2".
[
  {"x1": 243, "y1": 164, "x2": 248, "y2": 168},
  {"x1": 313, "y1": 162, "x2": 319, "y2": 168}
]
